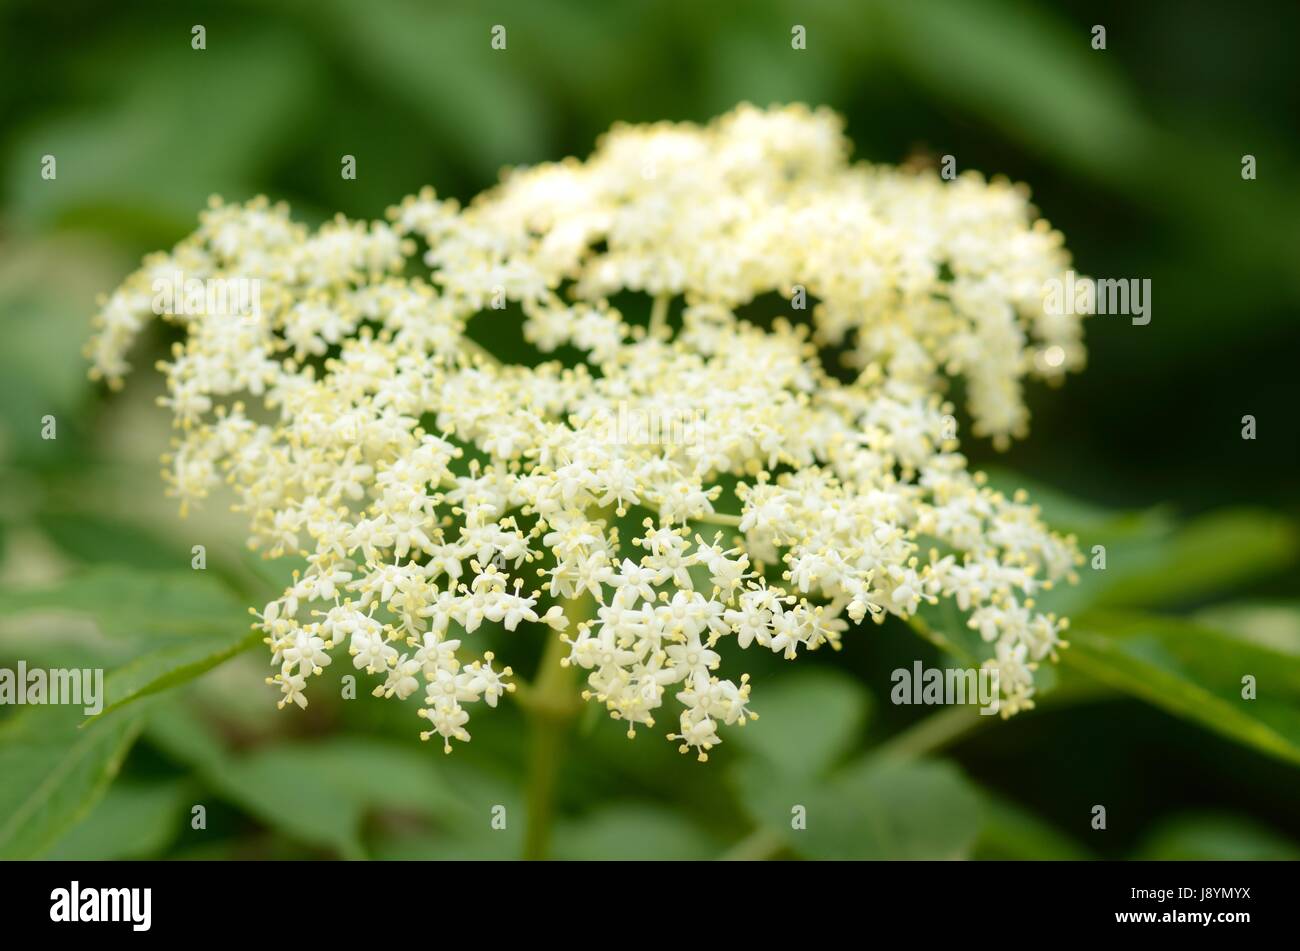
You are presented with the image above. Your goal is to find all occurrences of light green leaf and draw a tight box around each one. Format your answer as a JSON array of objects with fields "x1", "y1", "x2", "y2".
[
  {"x1": 733, "y1": 755, "x2": 983, "y2": 860},
  {"x1": 1194, "y1": 601, "x2": 1300, "y2": 658},
  {"x1": 731, "y1": 668, "x2": 869, "y2": 777},
  {"x1": 984, "y1": 470, "x2": 1295, "y2": 615},
  {"x1": 1, "y1": 566, "x2": 260, "y2": 719},
  {"x1": 320, "y1": 0, "x2": 549, "y2": 173},
  {"x1": 7, "y1": 30, "x2": 316, "y2": 237},
  {"x1": 0, "y1": 565, "x2": 250, "y2": 642},
  {"x1": 0, "y1": 701, "x2": 145, "y2": 859},
  {"x1": 36, "y1": 511, "x2": 185, "y2": 573},
  {"x1": 1088, "y1": 510, "x2": 1297, "y2": 612},
  {"x1": 44, "y1": 779, "x2": 189, "y2": 860},
  {"x1": 214, "y1": 752, "x2": 369, "y2": 860},
  {"x1": 1064, "y1": 613, "x2": 1300, "y2": 766},
  {"x1": 90, "y1": 629, "x2": 263, "y2": 720},
  {"x1": 554, "y1": 803, "x2": 721, "y2": 860}
]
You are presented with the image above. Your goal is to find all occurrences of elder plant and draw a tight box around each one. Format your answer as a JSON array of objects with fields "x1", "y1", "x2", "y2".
[{"x1": 87, "y1": 105, "x2": 1084, "y2": 766}]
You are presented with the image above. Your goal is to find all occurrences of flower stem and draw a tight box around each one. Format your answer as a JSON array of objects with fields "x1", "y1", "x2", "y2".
[
  {"x1": 459, "y1": 335, "x2": 502, "y2": 367},
  {"x1": 691, "y1": 511, "x2": 742, "y2": 528},
  {"x1": 648, "y1": 294, "x2": 670, "y2": 338},
  {"x1": 520, "y1": 597, "x2": 588, "y2": 861},
  {"x1": 875, "y1": 704, "x2": 984, "y2": 759},
  {"x1": 719, "y1": 827, "x2": 786, "y2": 861}
]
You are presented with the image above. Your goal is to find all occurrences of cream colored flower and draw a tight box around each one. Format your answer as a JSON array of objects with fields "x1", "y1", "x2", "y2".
[{"x1": 88, "y1": 105, "x2": 1083, "y2": 759}]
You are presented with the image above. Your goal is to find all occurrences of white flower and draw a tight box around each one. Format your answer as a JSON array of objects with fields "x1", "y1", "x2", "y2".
[{"x1": 88, "y1": 105, "x2": 1085, "y2": 759}]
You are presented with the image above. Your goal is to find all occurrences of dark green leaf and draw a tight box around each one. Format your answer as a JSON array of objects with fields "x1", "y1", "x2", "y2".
[
  {"x1": 1134, "y1": 813, "x2": 1300, "y2": 861},
  {"x1": 973, "y1": 793, "x2": 1093, "y2": 860},
  {"x1": 1065, "y1": 613, "x2": 1300, "y2": 766}
]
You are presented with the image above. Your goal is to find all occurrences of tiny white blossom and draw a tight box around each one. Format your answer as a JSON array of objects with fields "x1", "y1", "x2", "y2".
[{"x1": 88, "y1": 106, "x2": 1085, "y2": 759}]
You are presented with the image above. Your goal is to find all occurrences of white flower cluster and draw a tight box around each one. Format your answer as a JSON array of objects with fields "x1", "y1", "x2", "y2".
[
  {"x1": 88, "y1": 105, "x2": 1082, "y2": 759},
  {"x1": 420, "y1": 102, "x2": 1085, "y2": 446}
]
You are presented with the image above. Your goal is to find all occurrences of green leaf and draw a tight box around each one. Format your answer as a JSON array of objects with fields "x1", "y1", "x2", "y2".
[
  {"x1": 973, "y1": 793, "x2": 1094, "y2": 860},
  {"x1": 733, "y1": 755, "x2": 983, "y2": 859},
  {"x1": 36, "y1": 511, "x2": 185, "y2": 573},
  {"x1": 1194, "y1": 601, "x2": 1300, "y2": 658},
  {"x1": 146, "y1": 709, "x2": 464, "y2": 859},
  {"x1": 731, "y1": 668, "x2": 869, "y2": 777},
  {"x1": 0, "y1": 565, "x2": 250, "y2": 642},
  {"x1": 1087, "y1": 510, "x2": 1297, "y2": 612},
  {"x1": 873, "y1": 0, "x2": 1153, "y2": 179},
  {"x1": 0, "y1": 566, "x2": 260, "y2": 719},
  {"x1": 255, "y1": 737, "x2": 466, "y2": 819},
  {"x1": 1134, "y1": 813, "x2": 1300, "y2": 861},
  {"x1": 370, "y1": 761, "x2": 524, "y2": 860},
  {"x1": 1064, "y1": 613, "x2": 1300, "y2": 766},
  {"x1": 44, "y1": 779, "x2": 189, "y2": 860},
  {"x1": 90, "y1": 629, "x2": 263, "y2": 720},
  {"x1": 7, "y1": 30, "x2": 316, "y2": 238},
  {"x1": 984, "y1": 470, "x2": 1296, "y2": 615},
  {"x1": 319, "y1": 0, "x2": 549, "y2": 174},
  {"x1": 554, "y1": 803, "x2": 721, "y2": 860},
  {"x1": 213, "y1": 751, "x2": 370, "y2": 860},
  {"x1": 0, "y1": 702, "x2": 145, "y2": 858}
]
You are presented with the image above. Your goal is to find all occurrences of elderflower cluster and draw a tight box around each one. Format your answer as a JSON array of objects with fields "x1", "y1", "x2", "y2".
[
  {"x1": 419, "y1": 102, "x2": 1085, "y2": 446},
  {"x1": 87, "y1": 104, "x2": 1083, "y2": 759}
]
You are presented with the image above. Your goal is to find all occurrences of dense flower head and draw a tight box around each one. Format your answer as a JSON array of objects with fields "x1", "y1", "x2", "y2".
[
  {"x1": 87, "y1": 104, "x2": 1084, "y2": 759},
  {"x1": 416, "y1": 102, "x2": 1085, "y2": 445}
]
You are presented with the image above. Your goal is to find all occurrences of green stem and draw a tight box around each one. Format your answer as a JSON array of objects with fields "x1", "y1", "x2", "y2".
[
  {"x1": 520, "y1": 597, "x2": 587, "y2": 861},
  {"x1": 902, "y1": 613, "x2": 976, "y2": 666},
  {"x1": 459, "y1": 335, "x2": 502, "y2": 367},
  {"x1": 719, "y1": 827, "x2": 786, "y2": 862},
  {"x1": 692, "y1": 511, "x2": 741, "y2": 528},
  {"x1": 875, "y1": 703, "x2": 985, "y2": 759},
  {"x1": 648, "y1": 294, "x2": 670, "y2": 338}
]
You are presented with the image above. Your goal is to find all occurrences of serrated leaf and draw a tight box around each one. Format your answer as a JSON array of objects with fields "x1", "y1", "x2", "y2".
[
  {"x1": 44, "y1": 779, "x2": 189, "y2": 860},
  {"x1": 0, "y1": 702, "x2": 145, "y2": 859},
  {"x1": 90, "y1": 628, "x2": 262, "y2": 720}
]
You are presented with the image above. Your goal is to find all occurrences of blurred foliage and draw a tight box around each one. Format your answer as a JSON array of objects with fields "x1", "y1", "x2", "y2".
[{"x1": 0, "y1": 0, "x2": 1297, "y2": 859}]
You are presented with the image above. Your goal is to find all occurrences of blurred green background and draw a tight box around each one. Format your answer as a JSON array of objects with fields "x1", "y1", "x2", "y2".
[{"x1": 0, "y1": 0, "x2": 1297, "y2": 861}]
